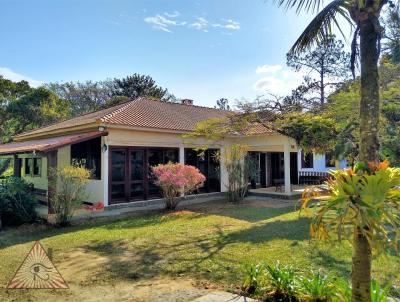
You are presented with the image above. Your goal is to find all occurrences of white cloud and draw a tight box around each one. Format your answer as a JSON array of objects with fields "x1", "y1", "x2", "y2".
[
  {"x1": 253, "y1": 65, "x2": 305, "y2": 95},
  {"x1": 256, "y1": 64, "x2": 283, "y2": 74},
  {"x1": 144, "y1": 13, "x2": 240, "y2": 34},
  {"x1": 164, "y1": 11, "x2": 180, "y2": 18},
  {"x1": 222, "y1": 19, "x2": 240, "y2": 30},
  {"x1": 0, "y1": 67, "x2": 42, "y2": 87},
  {"x1": 144, "y1": 14, "x2": 179, "y2": 32},
  {"x1": 189, "y1": 17, "x2": 209, "y2": 31}
]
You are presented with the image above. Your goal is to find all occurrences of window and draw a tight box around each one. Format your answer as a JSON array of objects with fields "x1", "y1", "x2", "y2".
[
  {"x1": 25, "y1": 158, "x2": 32, "y2": 175},
  {"x1": 33, "y1": 158, "x2": 41, "y2": 176},
  {"x1": 71, "y1": 137, "x2": 101, "y2": 179},
  {"x1": 301, "y1": 152, "x2": 314, "y2": 169},
  {"x1": 325, "y1": 153, "x2": 335, "y2": 168},
  {"x1": 24, "y1": 158, "x2": 41, "y2": 177}
]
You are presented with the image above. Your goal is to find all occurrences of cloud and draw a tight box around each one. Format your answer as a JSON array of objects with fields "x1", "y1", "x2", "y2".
[
  {"x1": 144, "y1": 14, "x2": 179, "y2": 32},
  {"x1": 144, "y1": 13, "x2": 240, "y2": 33},
  {"x1": 0, "y1": 67, "x2": 42, "y2": 87},
  {"x1": 256, "y1": 64, "x2": 283, "y2": 74},
  {"x1": 253, "y1": 65, "x2": 305, "y2": 95}
]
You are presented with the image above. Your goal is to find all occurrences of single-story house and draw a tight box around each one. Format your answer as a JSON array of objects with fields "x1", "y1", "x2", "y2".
[{"x1": 0, "y1": 97, "x2": 344, "y2": 209}]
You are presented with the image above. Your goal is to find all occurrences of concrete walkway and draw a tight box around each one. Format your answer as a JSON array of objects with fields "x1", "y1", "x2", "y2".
[{"x1": 191, "y1": 291, "x2": 257, "y2": 302}]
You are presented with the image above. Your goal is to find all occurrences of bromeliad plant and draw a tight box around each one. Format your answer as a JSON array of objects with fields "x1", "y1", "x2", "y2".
[
  {"x1": 152, "y1": 163, "x2": 205, "y2": 210},
  {"x1": 301, "y1": 160, "x2": 400, "y2": 300}
]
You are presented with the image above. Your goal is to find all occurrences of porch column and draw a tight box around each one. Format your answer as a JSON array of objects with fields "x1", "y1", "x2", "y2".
[
  {"x1": 179, "y1": 145, "x2": 185, "y2": 165},
  {"x1": 13, "y1": 154, "x2": 21, "y2": 177},
  {"x1": 102, "y1": 136, "x2": 109, "y2": 206},
  {"x1": 284, "y1": 142, "x2": 291, "y2": 194}
]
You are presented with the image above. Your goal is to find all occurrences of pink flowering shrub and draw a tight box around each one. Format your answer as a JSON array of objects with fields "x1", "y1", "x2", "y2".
[{"x1": 152, "y1": 163, "x2": 206, "y2": 210}]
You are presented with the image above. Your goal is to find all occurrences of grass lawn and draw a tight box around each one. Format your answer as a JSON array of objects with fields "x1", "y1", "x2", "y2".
[{"x1": 0, "y1": 197, "x2": 399, "y2": 301}]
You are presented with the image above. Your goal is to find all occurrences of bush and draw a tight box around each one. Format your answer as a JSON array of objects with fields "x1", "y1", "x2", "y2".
[
  {"x1": 0, "y1": 177, "x2": 37, "y2": 227},
  {"x1": 265, "y1": 262, "x2": 297, "y2": 300},
  {"x1": 223, "y1": 144, "x2": 257, "y2": 202},
  {"x1": 298, "y1": 271, "x2": 335, "y2": 301},
  {"x1": 152, "y1": 163, "x2": 205, "y2": 210},
  {"x1": 241, "y1": 263, "x2": 266, "y2": 295},
  {"x1": 50, "y1": 166, "x2": 90, "y2": 226}
]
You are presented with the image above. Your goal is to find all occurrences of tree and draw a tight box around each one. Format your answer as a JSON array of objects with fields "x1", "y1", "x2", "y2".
[
  {"x1": 112, "y1": 73, "x2": 170, "y2": 100},
  {"x1": 46, "y1": 80, "x2": 114, "y2": 115},
  {"x1": 286, "y1": 35, "x2": 350, "y2": 108},
  {"x1": 274, "y1": 0, "x2": 393, "y2": 300},
  {"x1": 382, "y1": 5, "x2": 400, "y2": 64},
  {"x1": 215, "y1": 98, "x2": 231, "y2": 110}
]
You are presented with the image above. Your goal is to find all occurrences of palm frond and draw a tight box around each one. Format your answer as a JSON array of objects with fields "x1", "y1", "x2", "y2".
[
  {"x1": 288, "y1": 0, "x2": 354, "y2": 55},
  {"x1": 275, "y1": 0, "x2": 324, "y2": 14}
]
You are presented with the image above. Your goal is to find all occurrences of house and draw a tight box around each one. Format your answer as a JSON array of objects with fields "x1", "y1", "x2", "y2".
[{"x1": 0, "y1": 97, "x2": 342, "y2": 209}]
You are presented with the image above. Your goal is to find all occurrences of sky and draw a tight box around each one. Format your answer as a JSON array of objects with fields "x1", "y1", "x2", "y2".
[{"x1": 0, "y1": 0, "x2": 353, "y2": 107}]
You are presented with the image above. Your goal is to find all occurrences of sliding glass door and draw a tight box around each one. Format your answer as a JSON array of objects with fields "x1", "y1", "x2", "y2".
[{"x1": 109, "y1": 147, "x2": 179, "y2": 204}]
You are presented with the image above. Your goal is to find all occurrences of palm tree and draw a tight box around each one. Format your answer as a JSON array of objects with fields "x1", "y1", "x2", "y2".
[{"x1": 274, "y1": 0, "x2": 397, "y2": 301}]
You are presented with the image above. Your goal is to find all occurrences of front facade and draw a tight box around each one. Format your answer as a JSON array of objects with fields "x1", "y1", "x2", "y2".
[{"x1": 0, "y1": 98, "x2": 342, "y2": 209}]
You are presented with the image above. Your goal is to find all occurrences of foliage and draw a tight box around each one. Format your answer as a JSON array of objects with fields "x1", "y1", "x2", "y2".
[
  {"x1": 275, "y1": 113, "x2": 338, "y2": 154},
  {"x1": 0, "y1": 177, "x2": 37, "y2": 227},
  {"x1": 265, "y1": 262, "x2": 297, "y2": 300},
  {"x1": 152, "y1": 163, "x2": 205, "y2": 210},
  {"x1": 298, "y1": 271, "x2": 335, "y2": 301},
  {"x1": 0, "y1": 158, "x2": 12, "y2": 178},
  {"x1": 301, "y1": 160, "x2": 400, "y2": 252},
  {"x1": 50, "y1": 166, "x2": 90, "y2": 226},
  {"x1": 215, "y1": 98, "x2": 231, "y2": 110},
  {"x1": 241, "y1": 262, "x2": 266, "y2": 295},
  {"x1": 382, "y1": 6, "x2": 400, "y2": 64},
  {"x1": 286, "y1": 35, "x2": 350, "y2": 108},
  {"x1": 222, "y1": 144, "x2": 257, "y2": 203}
]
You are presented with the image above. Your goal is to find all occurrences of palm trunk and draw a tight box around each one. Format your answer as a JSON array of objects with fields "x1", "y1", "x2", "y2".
[{"x1": 352, "y1": 15, "x2": 381, "y2": 302}]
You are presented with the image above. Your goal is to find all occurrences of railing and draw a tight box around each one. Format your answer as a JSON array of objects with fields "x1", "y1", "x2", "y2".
[{"x1": 298, "y1": 171, "x2": 329, "y2": 185}]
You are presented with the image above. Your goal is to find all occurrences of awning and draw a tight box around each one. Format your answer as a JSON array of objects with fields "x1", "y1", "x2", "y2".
[{"x1": 0, "y1": 131, "x2": 108, "y2": 155}]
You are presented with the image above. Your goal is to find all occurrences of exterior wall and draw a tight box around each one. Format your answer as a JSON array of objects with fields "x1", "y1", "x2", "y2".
[
  {"x1": 297, "y1": 151, "x2": 347, "y2": 173},
  {"x1": 20, "y1": 154, "x2": 48, "y2": 190}
]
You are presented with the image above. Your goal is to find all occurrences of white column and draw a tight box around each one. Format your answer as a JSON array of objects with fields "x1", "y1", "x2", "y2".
[
  {"x1": 219, "y1": 146, "x2": 228, "y2": 192},
  {"x1": 284, "y1": 142, "x2": 291, "y2": 194},
  {"x1": 102, "y1": 136, "x2": 109, "y2": 206},
  {"x1": 179, "y1": 145, "x2": 185, "y2": 164}
]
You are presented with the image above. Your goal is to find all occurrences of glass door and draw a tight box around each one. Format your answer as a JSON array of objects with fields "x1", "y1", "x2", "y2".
[
  {"x1": 129, "y1": 148, "x2": 145, "y2": 200},
  {"x1": 110, "y1": 148, "x2": 127, "y2": 203}
]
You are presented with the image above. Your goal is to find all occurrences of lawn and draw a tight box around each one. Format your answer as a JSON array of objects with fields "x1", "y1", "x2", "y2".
[{"x1": 0, "y1": 198, "x2": 399, "y2": 301}]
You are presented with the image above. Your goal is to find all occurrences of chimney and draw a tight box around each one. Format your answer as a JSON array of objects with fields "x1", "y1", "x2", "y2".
[{"x1": 181, "y1": 99, "x2": 194, "y2": 105}]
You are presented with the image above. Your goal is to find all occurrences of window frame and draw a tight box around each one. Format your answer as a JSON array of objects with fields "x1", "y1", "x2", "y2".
[{"x1": 301, "y1": 152, "x2": 314, "y2": 169}]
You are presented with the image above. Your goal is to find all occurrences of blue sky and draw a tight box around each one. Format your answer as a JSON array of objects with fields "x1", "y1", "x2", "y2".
[{"x1": 0, "y1": 0, "x2": 352, "y2": 107}]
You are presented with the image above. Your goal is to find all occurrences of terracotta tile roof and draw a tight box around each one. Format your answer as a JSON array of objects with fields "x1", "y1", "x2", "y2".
[
  {"x1": 14, "y1": 98, "x2": 274, "y2": 141},
  {"x1": 0, "y1": 131, "x2": 107, "y2": 155}
]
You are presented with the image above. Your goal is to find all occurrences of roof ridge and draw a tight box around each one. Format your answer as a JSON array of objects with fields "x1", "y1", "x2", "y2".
[{"x1": 100, "y1": 99, "x2": 138, "y2": 122}]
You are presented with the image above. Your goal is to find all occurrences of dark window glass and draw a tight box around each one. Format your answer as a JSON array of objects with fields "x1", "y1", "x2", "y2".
[
  {"x1": 131, "y1": 184, "x2": 144, "y2": 200},
  {"x1": 33, "y1": 158, "x2": 41, "y2": 176},
  {"x1": 111, "y1": 150, "x2": 126, "y2": 182},
  {"x1": 71, "y1": 137, "x2": 101, "y2": 179},
  {"x1": 301, "y1": 152, "x2": 314, "y2": 169},
  {"x1": 164, "y1": 149, "x2": 179, "y2": 163},
  {"x1": 25, "y1": 158, "x2": 32, "y2": 176},
  {"x1": 112, "y1": 184, "x2": 125, "y2": 199},
  {"x1": 325, "y1": 153, "x2": 335, "y2": 168},
  {"x1": 131, "y1": 149, "x2": 144, "y2": 180}
]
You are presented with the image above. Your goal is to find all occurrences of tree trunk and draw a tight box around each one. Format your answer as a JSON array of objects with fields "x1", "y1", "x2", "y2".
[
  {"x1": 352, "y1": 15, "x2": 381, "y2": 302},
  {"x1": 352, "y1": 227, "x2": 372, "y2": 302}
]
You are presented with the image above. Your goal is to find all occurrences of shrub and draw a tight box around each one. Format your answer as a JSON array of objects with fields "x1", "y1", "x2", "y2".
[
  {"x1": 0, "y1": 177, "x2": 37, "y2": 227},
  {"x1": 265, "y1": 262, "x2": 297, "y2": 300},
  {"x1": 152, "y1": 163, "x2": 205, "y2": 210},
  {"x1": 241, "y1": 263, "x2": 266, "y2": 295},
  {"x1": 298, "y1": 271, "x2": 335, "y2": 301},
  {"x1": 223, "y1": 144, "x2": 257, "y2": 202},
  {"x1": 50, "y1": 165, "x2": 90, "y2": 226},
  {"x1": 334, "y1": 279, "x2": 390, "y2": 302}
]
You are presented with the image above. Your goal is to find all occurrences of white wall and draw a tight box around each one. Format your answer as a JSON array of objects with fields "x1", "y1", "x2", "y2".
[{"x1": 297, "y1": 151, "x2": 347, "y2": 172}]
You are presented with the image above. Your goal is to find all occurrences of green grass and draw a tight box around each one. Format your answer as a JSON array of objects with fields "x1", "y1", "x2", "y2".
[{"x1": 0, "y1": 200, "x2": 399, "y2": 300}]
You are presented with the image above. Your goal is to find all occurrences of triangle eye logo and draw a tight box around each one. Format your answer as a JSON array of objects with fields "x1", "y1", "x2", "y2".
[{"x1": 7, "y1": 241, "x2": 68, "y2": 289}]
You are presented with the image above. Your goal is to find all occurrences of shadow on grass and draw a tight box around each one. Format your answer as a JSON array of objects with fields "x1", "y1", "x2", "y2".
[
  {"x1": 311, "y1": 250, "x2": 351, "y2": 279},
  {"x1": 81, "y1": 217, "x2": 311, "y2": 285}
]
